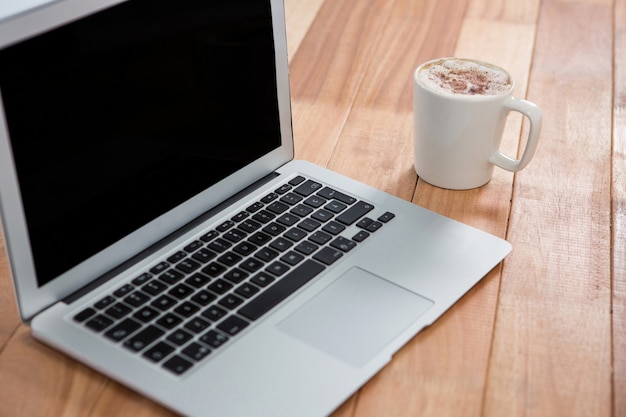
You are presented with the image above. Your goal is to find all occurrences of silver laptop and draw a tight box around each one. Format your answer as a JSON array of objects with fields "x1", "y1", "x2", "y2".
[{"x1": 0, "y1": 0, "x2": 511, "y2": 416}]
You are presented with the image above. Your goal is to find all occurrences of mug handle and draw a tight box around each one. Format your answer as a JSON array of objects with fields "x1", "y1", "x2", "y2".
[{"x1": 489, "y1": 97, "x2": 543, "y2": 172}]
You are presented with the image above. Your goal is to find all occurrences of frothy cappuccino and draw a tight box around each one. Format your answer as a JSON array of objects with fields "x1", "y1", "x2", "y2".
[{"x1": 418, "y1": 58, "x2": 511, "y2": 96}]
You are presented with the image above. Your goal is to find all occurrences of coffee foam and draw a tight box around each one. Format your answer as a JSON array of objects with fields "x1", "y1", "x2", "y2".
[{"x1": 418, "y1": 59, "x2": 511, "y2": 96}]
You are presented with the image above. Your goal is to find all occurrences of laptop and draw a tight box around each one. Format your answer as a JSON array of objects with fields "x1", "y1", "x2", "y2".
[{"x1": 0, "y1": 0, "x2": 512, "y2": 415}]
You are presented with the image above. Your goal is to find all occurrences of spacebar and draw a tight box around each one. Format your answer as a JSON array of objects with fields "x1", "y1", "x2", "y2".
[{"x1": 238, "y1": 260, "x2": 325, "y2": 321}]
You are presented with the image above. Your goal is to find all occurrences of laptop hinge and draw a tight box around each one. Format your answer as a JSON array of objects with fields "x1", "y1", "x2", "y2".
[{"x1": 63, "y1": 171, "x2": 280, "y2": 304}]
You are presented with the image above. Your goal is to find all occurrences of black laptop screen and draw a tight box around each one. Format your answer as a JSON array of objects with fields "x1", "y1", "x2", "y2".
[{"x1": 0, "y1": 0, "x2": 281, "y2": 286}]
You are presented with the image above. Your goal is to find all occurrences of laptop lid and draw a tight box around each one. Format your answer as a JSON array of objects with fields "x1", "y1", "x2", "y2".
[{"x1": 0, "y1": 0, "x2": 294, "y2": 322}]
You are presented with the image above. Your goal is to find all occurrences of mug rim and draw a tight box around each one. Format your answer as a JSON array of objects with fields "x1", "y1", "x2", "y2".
[{"x1": 414, "y1": 57, "x2": 515, "y2": 100}]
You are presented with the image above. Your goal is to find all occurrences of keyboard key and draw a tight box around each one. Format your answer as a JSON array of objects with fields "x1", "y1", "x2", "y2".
[
  {"x1": 290, "y1": 204, "x2": 313, "y2": 217},
  {"x1": 202, "y1": 262, "x2": 227, "y2": 277},
  {"x1": 150, "y1": 262, "x2": 169, "y2": 275},
  {"x1": 106, "y1": 304, "x2": 132, "y2": 322},
  {"x1": 293, "y1": 180, "x2": 322, "y2": 197},
  {"x1": 124, "y1": 325, "x2": 164, "y2": 352},
  {"x1": 232, "y1": 211, "x2": 250, "y2": 222},
  {"x1": 124, "y1": 291, "x2": 151, "y2": 307},
  {"x1": 200, "y1": 329, "x2": 229, "y2": 348},
  {"x1": 366, "y1": 221, "x2": 383, "y2": 232},
  {"x1": 143, "y1": 341, "x2": 175, "y2": 363},
  {"x1": 262, "y1": 222, "x2": 286, "y2": 236},
  {"x1": 113, "y1": 284, "x2": 134, "y2": 297},
  {"x1": 218, "y1": 294, "x2": 245, "y2": 310},
  {"x1": 167, "y1": 328, "x2": 194, "y2": 346},
  {"x1": 294, "y1": 241, "x2": 319, "y2": 255},
  {"x1": 317, "y1": 187, "x2": 356, "y2": 205},
  {"x1": 191, "y1": 290, "x2": 217, "y2": 306},
  {"x1": 309, "y1": 231, "x2": 332, "y2": 245},
  {"x1": 275, "y1": 184, "x2": 292, "y2": 194},
  {"x1": 324, "y1": 200, "x2": 347, "y2": 213},
  {"x1": 156, "y1": 313, "x2": 182, "y2": 329},
  {"x1": 248, "y1": 231, "x2": 272, "y2": 245},
  {"x1": 207, "y1": 238, "x2": 231, "y2": 253},
  {"x1": 252, "y1": 210, "x2": 275, "y2": 224},
  {"x1": 184, "y1": 240, "x2": 204, "y2": 253},
  {"x1": 223, "y1": 229, "x2": 247, "y2": 243},
  {"x1": 235, "y1": 282, "x2": 260, "y2": 298},
  {"x1": 233, "y1": 242, "x2": 257, "y2": 257},
  {"x1": 163, "y1": 355, "x2": 193, "y2": 375},
  {"x1": 167, "y1": 251, "x2": 187, "y2": 264},
  {"x1": 284, "y1": 228, "x2": 307, "y2": 242},
  {"x1": 176, "y1": 258, "x2": 201, "y2": 274},
  {"x1": 152, "y1": 294, "x2": 178, "y2": 311},
  {"x1": 73, "y1": 307, "x2": 96, "y2": 323},
  {"x1": 238, "y1": 220, "x2": 260, "y2": 235},
  {"x1": 199, "y1": 230, "x2": 219, "y2": 242},
  {"x1": 261, "y1": 193, "x2": 279, "y2": 204},
  {"x1": 266, "y1": 201, "x2": 290, "y2": 214},
  {"x1": 238, "y1": 260, "x2": 325, "y2": 321},
  {"x1": 86, "y1": 314, "x2": 114, "y2": 332},
  {"x1": 142, "y1": 280, "x2": 168, "y2": 296},
  {"x1": 313, "y1": 247, "x2": 344, "y2": 265},
  {"x1": 269, "y1": 237, "x2": 293, "y2": 252},
  {"x1": 266, "y1": 261, "x2": 290, "y2": 276},
  {"x1": 132, "y1": 272, "x2": 152, "y2": 286},
  {"x1": 288, "y1": 175, "x2": 306, "y2": 186},
  {"x1": 277, "y1": 213, "x2": 299, "y2": 226},
  {"x1": 304, "y1": 195, "x2": 326, "y2": 208},
  {"x1": 330, "y1": 236, "x2": 357, "y2": 252},
  {"x1": 94, "y1": 296, "x2": 115, "y2": 310},
  {"x1": 281, "y1": 251, "x2": 304, "y2": 266},
  {"x1": 280, "y1": 193, "x2": 303, "y2": 205},
  {"x1": 192, "y1": 248, "x2": 217, "y2": 263},
  {"x1": 104, "y1": 318, "x2": 141, "y2": 342},
  {"x1": 224, "y1": 268, "x2": 249, "y2": 284},
  {"x1": 184, "y1": 317, "x2": 211, "y2": 333},
  {"x1": 186, "y1": 272, "x2": 211, "y2": 288},
  {"x1": 217, "y1": 252, "x2": 242, "y2": 267},
  {"x1": 254, "y1": 247, "x2": 279, "y2": 262},
  {"x1": 216, "y1": 220, "x2": 234, "y2": 232},
  {"x1": 174, "y1": 302, "x2": 199, "y2": 318},
  {"x1": 297, "y1": 218, "x2": 321, "y2": 232},
  {"x1": 182, "y1": 342, "x2": 211, "y2": 362},
  {"x1": 336, "y1": 201, "x2": 374, "y2": 225},
  {"x1": 250, "y1": 272, "x2": 275, "y2": 287},
  {"x1": 311, "y1": 209, "x2": 333, "y2": 223},
  {"x1": 202, "y1": 305, "x2": 228, "y2": 322},
  {"x1": 322, "y1": 221, "x2": 345, "y2": 235},
  {"x1": 240, "y1": 258, "x2": 265, "y2": 273},
  {"x1": 217, "y1": 315, "x2": 249, "y2": 336},
  {"x1": 208, "y1": 279, "x2": 233, "y2": 295},
  {"x1": 246, "y1": 201, "x2": 264, "y2": 213},
  {"x1": 352, "y1": 230, "x2": 370, "y2": 242},
  {"x1": 134, "y1": 306, "x2": 160, "y2": 322},
  {"x1": 159, "y1": 269, "x2": 184, "y2": 285}
]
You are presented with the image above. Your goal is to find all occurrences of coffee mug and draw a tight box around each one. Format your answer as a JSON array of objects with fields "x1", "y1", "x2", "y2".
[{"x1": 413, "y1": 58, "x2": 542, "y2": 190}]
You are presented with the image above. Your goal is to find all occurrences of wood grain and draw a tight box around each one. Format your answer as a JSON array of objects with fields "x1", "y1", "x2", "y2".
[
  {"x1": 614, "y1": 0, "x2": 626, "y2": 415},
  {"x1": 0, "y1": 0, "x2": 620, "y2": 416},
  {"x1": 484, "y1": 1, "x2": 614, "y2": 417}
]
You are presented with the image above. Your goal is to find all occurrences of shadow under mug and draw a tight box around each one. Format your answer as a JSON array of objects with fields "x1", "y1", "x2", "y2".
[{"x1": 413, "y1": 58, "x2": 542, "y2": 190}]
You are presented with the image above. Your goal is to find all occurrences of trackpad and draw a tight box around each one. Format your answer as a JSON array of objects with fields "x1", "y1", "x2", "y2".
[{"x1": 278, "y1": 267, "x2": 434, "y2": 367}]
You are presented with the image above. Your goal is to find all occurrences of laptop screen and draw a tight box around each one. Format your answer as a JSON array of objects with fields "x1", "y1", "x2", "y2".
[{"x1": 0, "y1": 0, "x2": 281, "y2": 287}]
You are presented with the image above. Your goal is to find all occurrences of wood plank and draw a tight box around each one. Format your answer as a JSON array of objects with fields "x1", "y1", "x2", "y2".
[
  {"x1": 284, "y1": 0, "x2": 325, "y2": 61},
  {"x1": 337, "y1": 0, "x2": 538, "y2": 416},
  {"x1": 289, "y1": 0, "x2": 397, "y2": 167},
  {"x1": 0, "y1": 326, "x2": 108, "y2": 417},
  {"x1": 613, "y1": 0, "x2": 626, "y2": 415},
  {"x1": 484, "y1": 2, "x2": 613, "y2": 417},
  {"x1": 0, "y1": 227, "x2": 21, "y2": 349}
]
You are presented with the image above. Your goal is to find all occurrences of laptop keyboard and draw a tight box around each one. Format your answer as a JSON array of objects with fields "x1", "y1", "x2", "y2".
[{"x1": 72, "y1": 175, "x2": 395, "y2": 376}]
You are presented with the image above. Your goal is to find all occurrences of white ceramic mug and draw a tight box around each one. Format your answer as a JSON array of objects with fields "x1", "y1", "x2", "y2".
[{"x1": 413, "y1": 58, "x2": 542, "y2": 190}]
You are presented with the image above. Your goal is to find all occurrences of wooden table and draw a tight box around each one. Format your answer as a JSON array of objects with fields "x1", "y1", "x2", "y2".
[{"x1": 0, "y1": 0, "x2": 623, "y2": 415}]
